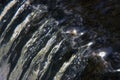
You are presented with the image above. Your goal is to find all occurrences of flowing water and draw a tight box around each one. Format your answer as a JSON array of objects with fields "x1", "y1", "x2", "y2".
[{"x1": 0, "y1": 0, "x2": 120, "y2": 80}]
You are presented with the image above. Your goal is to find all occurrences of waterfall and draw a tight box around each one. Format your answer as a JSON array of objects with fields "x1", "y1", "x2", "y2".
[{"x1": 0, "y1": 0, "x2": 120, "y2": 80}]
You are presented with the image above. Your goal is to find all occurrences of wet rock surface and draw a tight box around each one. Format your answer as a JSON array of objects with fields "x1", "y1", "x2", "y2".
[{"x1": 0, "y1": 0, "x2": 120, "y2": 80}]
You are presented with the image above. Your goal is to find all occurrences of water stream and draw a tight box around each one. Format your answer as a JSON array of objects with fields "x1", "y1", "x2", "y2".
[{"x1": 0, "y1": 0, "x2": 120, "y2": 80}]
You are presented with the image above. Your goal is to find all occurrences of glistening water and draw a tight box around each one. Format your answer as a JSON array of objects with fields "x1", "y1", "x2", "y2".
[{"x1": 0, "y1": 0, "x2": 120, "y2": 80}]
